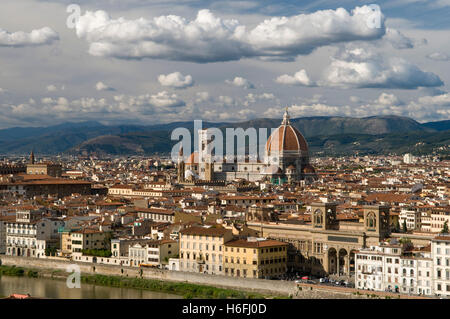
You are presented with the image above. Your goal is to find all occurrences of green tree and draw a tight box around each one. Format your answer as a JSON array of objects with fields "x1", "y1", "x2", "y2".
[
  {"x1": 441, "y1": 221, "x2": 449, "y2": 234},
  {"x1": 402, "y1": 220, "x2": 407, "y2": 233}
]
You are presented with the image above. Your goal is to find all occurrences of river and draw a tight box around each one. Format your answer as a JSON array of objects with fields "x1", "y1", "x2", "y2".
[{"x1": 0, "y1": 275, "x2": 182, "y2": 299}]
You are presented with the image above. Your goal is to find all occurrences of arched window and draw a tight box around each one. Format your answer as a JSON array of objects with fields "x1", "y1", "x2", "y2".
[
  {"x1": 367, "y1": 212, "x2": 377, "y2": 229},
  {"x1": 314, "y1": 209, "x2": 323, "y2": 226}
]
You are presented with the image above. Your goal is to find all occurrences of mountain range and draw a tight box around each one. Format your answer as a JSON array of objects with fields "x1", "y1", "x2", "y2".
[{"x1": 0, "y1": 115, "x2": 448, "y2": 157}]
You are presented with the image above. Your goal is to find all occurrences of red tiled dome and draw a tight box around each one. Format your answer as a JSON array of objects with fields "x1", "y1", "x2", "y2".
[
  {"x1": 186, "y1": 152, "x2": 199, "y2": 164},
  {"x1": 266, "y1": 124, "x2": 308, "y2": 153}
]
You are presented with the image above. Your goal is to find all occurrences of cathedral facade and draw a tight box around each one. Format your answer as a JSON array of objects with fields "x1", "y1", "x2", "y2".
[{"x1": 177, "y1": 109, "x2": 317, "y2": 184}]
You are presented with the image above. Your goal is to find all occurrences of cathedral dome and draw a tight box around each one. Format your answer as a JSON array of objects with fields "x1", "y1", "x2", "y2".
[
  {"x1": 266, "y1": 108, "x2": 308, "y2": 154},
  {"x1": 186, "y1": 152, "x2": 199, "y2": 164}
]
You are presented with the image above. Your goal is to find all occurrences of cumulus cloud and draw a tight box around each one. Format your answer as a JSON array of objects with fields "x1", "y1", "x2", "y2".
[
  {"x1": 349, "y1": 96, "x2": 361, "y2": 103},
  {"x1": 204, "y1": 108, "x2": 256, "y2": 121},
  {"x1": 322, "y1": 47, "x2": 444, "y2": 89},
  {"x1": 46, "y1": 85, "x2": 58, "y2": 92},
  {"x1": 383, "y1": 28, "x2": 414, "y2": 49},
  {"x1": 275, "y1": 69, "x2": 315, "y2": 86},
  {"x1": 0, "y1": 27, "x2": 59, "y2": 47},
  {"x1": 226, "y1": 77, "x2": 255, "y2": 89},
  {"x1": 427, "y1": 52, "x2": 450, "y2": 61},
  {"x1": 95, "y1": 81, "x2": 114, "y2": 91},
  {"x1": 376, "y1": 92, "x2": 403, "y2": 105},
  {"x1": 244, "y1": 93, "x2": 275, "y2": 106},
  {"x1": 72, "y1": 6, "x2": 386, "y2": 63},
  {"x1": 158, "y1": 72, "x2": 194, "y2": 89},
  {"x1": 263, "y1": 90, "x2": 450, "y2": 122},
  {"x1": 218, "y1": 95, "x2": 236, "y2": 106},
  {"x1": 195, "y1": 91, "x2": 211, "y2": 103},
  {"x1": 149, "y1": 91, "x2": 185, "y2": 109}
]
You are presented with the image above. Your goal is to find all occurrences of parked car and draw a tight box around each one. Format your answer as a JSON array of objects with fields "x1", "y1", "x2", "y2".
[{"x1": 319, "y1": 277, "x2": 329, "y2": 283}]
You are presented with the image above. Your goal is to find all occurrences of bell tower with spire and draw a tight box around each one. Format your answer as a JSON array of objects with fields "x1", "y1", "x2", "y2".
[{"x1": 177, "y1": 145, "x2": 185, "y2": 183}]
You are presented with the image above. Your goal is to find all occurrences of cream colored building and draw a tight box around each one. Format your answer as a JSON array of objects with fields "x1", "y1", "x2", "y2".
[
  {"x1": 431, "y1": 209, "x2": 450, "y2": 233},
  {"x1": 223, "y1": 238, "x2": 288, "y2": 279},
  {"x1": 128, "y1": 239, "x2": 178, "y2": 267},
  {"x1": 247, "y1": 202, "x2": 391, "y2": 276},
  {"x1": 431, "y1": 235, "x2": 450, "y2": 297},
  {"x1": 179, "y1": 226, "x2": 233, "y2": 275},
  {"x1": 355, "y1": 244, "x2": 433, "y2": 295}
]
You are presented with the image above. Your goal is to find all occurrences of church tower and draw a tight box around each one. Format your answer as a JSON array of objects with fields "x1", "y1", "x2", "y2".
[
  {"x1": 177, "y1": 145, "x2": 185, "y2": 183},
  {"x1": 29, "y1": 150, "x2": 35, "y2": 164}
]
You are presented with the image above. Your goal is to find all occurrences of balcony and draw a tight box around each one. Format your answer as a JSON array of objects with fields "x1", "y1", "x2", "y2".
[{"x1": 6, "y1": 232, "x2": 36, "y2": 238}]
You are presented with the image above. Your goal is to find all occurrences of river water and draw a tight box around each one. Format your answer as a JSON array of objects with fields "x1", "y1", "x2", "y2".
[{"x1": 0, "y1": 275, "x2": 182, "y2": 299}]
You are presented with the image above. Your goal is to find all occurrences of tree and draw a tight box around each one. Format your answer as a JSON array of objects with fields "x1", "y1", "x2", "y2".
[
  {"x1": 441, "y1": 221, "x2": 449, "y2": 234},
  {"x1": 402, "y1": 220, "x2": 408, "y2": 233}
]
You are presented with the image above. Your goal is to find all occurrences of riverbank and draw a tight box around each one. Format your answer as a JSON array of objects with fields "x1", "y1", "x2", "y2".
[
  {"x1": 0, "y1": 256, "x2": 297, "y2": 297},
  {"x1": 0, "y1": 265, "x2": 279, "y2": 299}
]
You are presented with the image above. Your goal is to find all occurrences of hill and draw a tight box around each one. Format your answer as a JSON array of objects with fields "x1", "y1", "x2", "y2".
[{"x1": 0, "y1": 115, "x2": 448, "y2": 156}]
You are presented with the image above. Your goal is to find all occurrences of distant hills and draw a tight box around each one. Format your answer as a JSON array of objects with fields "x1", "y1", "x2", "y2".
[{"x1": 0, "y1": 115, "x2": 448, "y2": 157}]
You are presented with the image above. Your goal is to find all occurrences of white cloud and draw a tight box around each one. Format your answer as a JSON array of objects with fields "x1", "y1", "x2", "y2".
[
  {"x1": 263, "y1": 91, "x2": 450, "y2": 122},
  {"x1": 376, "y1": 92, "x2": 402, "y2": 105},
  {"x1": 149, "y1": 91, "x2": 185, "y2": 109},
  {"x1": 322, "y1": 47, "x2": 444, "y2": 89},
  {"x1": 73, "y1": 6, "x2": 386, "y2": 63},
  {"x1": 0, "y1": 27, "x2": 59, "y2": 47},
  {"x1": 218, "y1": 95, "x2": 235, "y2": 106},
  {"x1": 204, "y1": 108, "x2": 256, "y2": 121},
  {"x1": 244, "y1": 93, "x2": 275, "y2": 106},
  {"x1": 96, "y1": 81, "x2": 115, "y2": 91},
  {"x1": 275, "y1": 69, "x2": 315, "y2": 86},
  {"x1": 46, "y1": 85, "x2": 58, "y2": 92},
  {"x1": 349, "y1": 96, "x2": 361, "y2": 103},
  {"x1": 383, "y1": 28, "x2": 414, "y2": 49},
  {"x1": 158, "y1": 72, "x2": 194, "y2": 89},
  {"x1": 427, "y1": 52, "x2": 450, "y2": 61},
  {"x1": 225, "y1": 76, "x2": 255, "y2": 89},
  {"x1": 195, "y1": 91, "x2": 211, "y2": 103}
]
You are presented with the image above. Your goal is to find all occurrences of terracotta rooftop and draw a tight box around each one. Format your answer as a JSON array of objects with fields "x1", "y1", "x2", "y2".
[{"x1": 225, "y1": 238, "x2": 288, "y2": 248}]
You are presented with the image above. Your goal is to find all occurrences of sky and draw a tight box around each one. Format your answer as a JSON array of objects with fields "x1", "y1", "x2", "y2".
[{"x1": 0, "y1": 0, "x2": 449, "y2": 128}]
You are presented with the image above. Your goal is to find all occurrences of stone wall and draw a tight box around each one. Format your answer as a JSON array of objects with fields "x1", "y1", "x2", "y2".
[{"x1": 0, "y1": 255, "x2": 297, "y2": 296}]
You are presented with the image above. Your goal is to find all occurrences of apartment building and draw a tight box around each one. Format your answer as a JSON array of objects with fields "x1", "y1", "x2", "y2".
[
  {"x1": 355, "y1": 243, "x2": 433, "y2": 295},
  {"x1": 431, "y1": 209, "x2": 450, "y2": 233},
  {"x1": 355, "y1": 245, "x2": 400, "y2": 291},
  {"x1": 70, "y1": 229, "x2": 110, "y2": 253},
  {"x1": 399, "y1": 209, "x2": 421, "y2": 231},
  {"x1": 179, "y1": 226, "x2": 233, "y2": 275},
  {"x1": 431, "y1": 235, "x2": 450, "y2": 297},
  {"x1": 5, "y1": 209, "x2": 63, "y2": 258},
  {"x1": 0, "y1": 215, "x2": 15, "y2": 254},
  {"x1": 223, "y1": 238, "x2": 288, "y2": 279},
  {"x1": 415, "y1": 247, "x2": 433, "y2": 296},
  {"x1": 128, "y1": 239, "x2": 179, "y2": 267}
]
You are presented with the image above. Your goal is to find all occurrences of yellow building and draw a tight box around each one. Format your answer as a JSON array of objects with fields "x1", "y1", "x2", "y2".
[
  {"x1": 60, "y1": 231, "x2": 72, "y2": 256},
  {"x1": 224, "y1": 238, "x2": 288, "y2": 279},
  {"x1": 70, "y1": 229, "x2": 110, "y2": 253}
]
